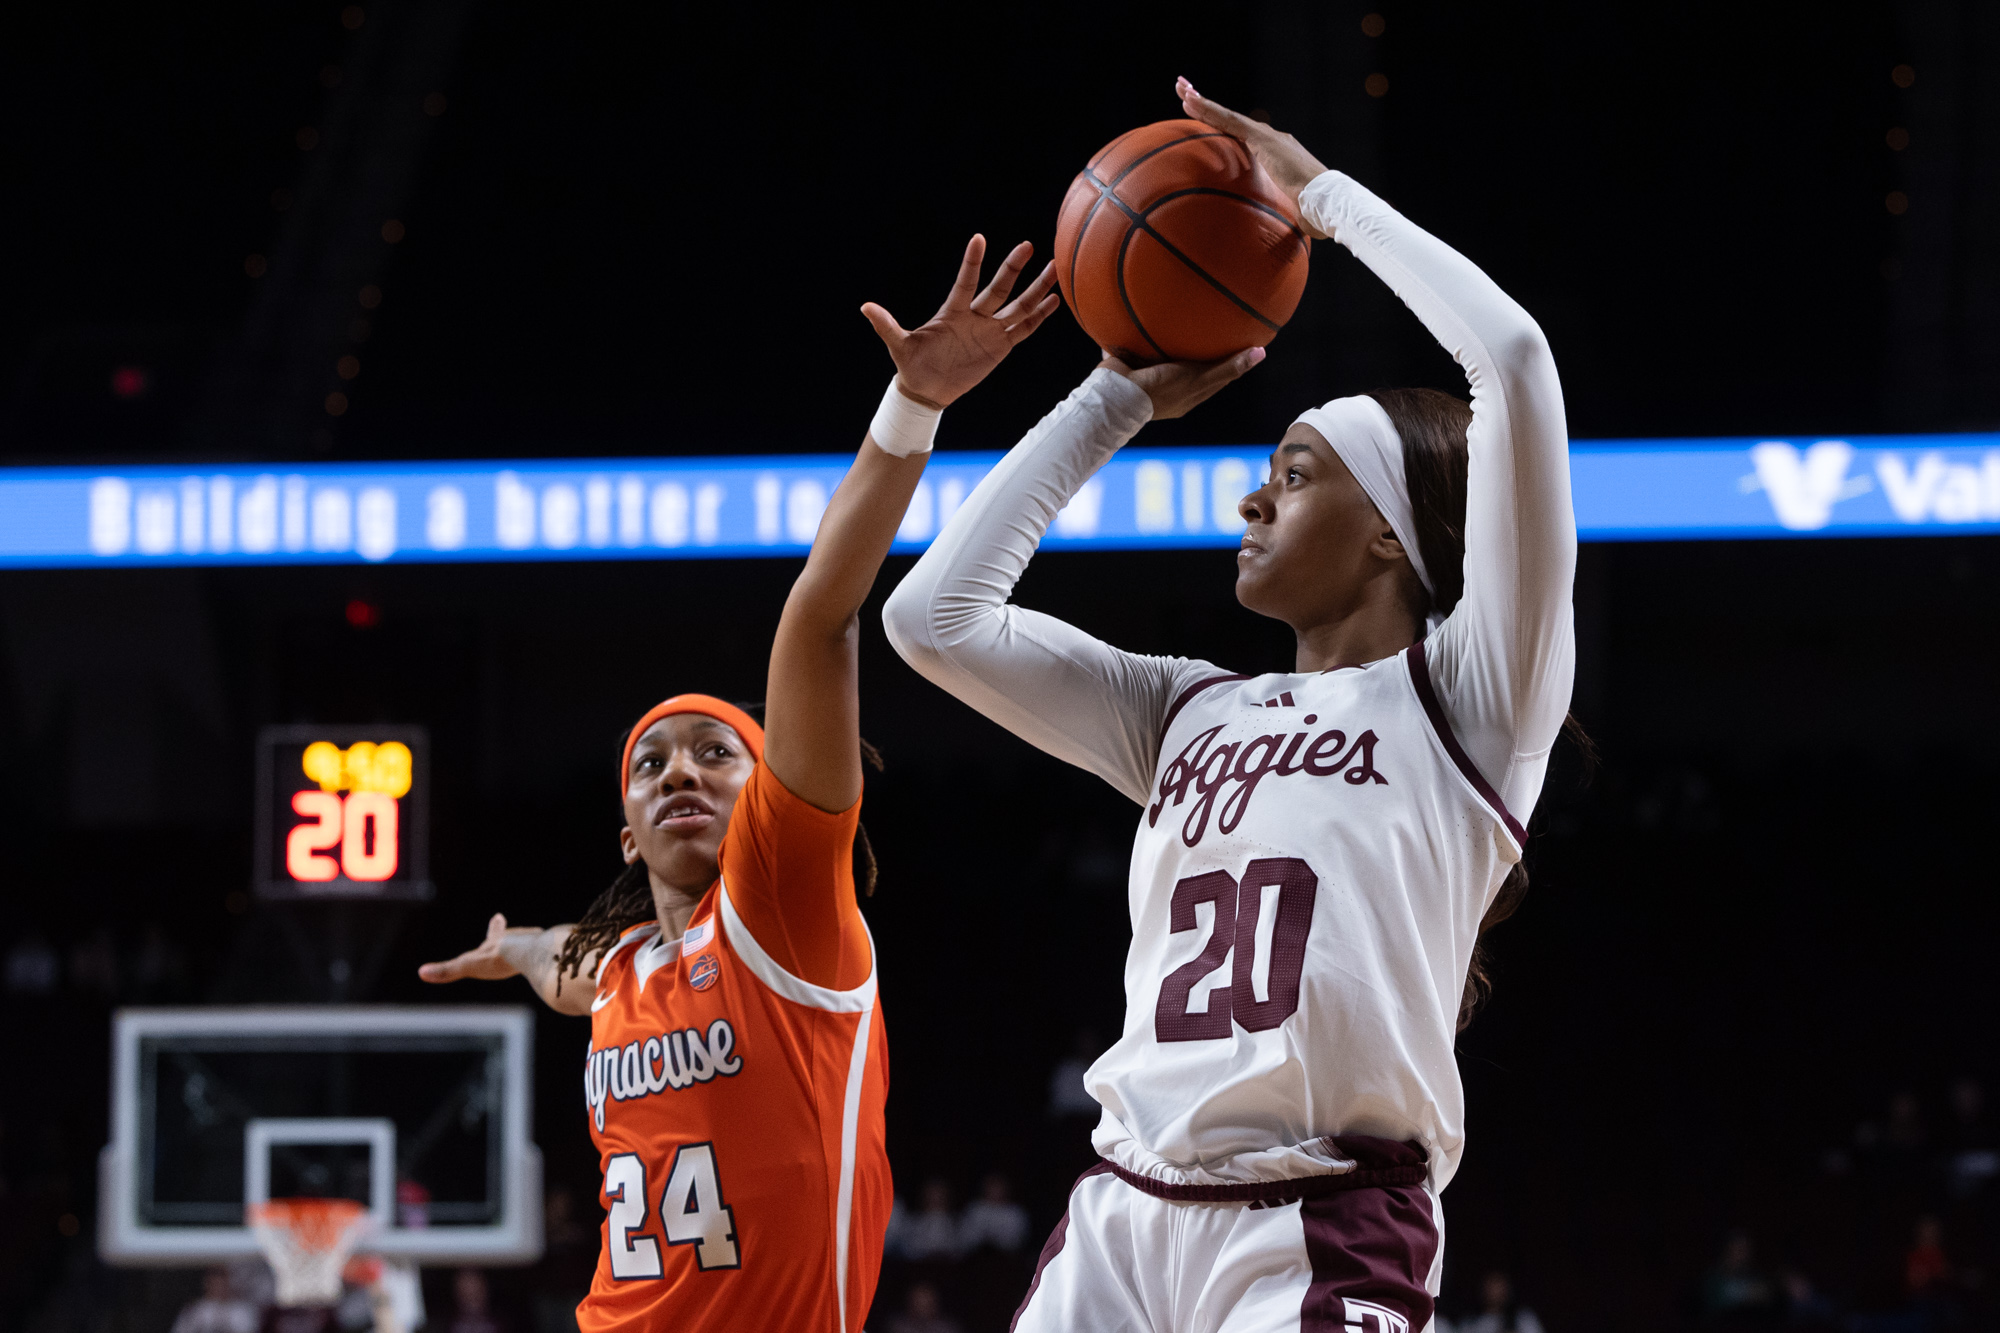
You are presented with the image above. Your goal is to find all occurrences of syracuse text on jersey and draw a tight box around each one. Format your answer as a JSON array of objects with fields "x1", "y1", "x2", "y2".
[{"x1": 584, "y1": 1019, "x2": 742, "y2": 1131}]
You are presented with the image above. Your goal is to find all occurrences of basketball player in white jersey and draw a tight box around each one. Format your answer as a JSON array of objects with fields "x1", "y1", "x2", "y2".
[{"x1": 882, "y1": 79, "x2": 1576, "y2": 1332}]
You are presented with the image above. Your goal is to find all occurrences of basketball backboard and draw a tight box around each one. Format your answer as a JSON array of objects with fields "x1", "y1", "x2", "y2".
[{"x1": 99, "y1": 1006, "x2": 542, "y2": 1266}]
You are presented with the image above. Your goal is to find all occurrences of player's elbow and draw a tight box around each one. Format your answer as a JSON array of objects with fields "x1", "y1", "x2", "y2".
[
  {"x1": 881, "y1": 574, "x2": 940, "y2": 671},
  {"x1": 1494, "y1": 316, "x2": 1553, "y2": 376}
]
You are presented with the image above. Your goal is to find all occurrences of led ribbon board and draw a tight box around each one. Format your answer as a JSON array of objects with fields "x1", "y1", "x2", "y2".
[
  {"x1": 1, "y1": 434, "x2": 1997, "y2": 567},
  {"x1": 255, "y1": 725, "x2": 432, "y2": 901}
]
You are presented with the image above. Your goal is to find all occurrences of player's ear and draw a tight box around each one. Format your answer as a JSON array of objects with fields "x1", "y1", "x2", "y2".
[
  {"x1": 619, "y1": 826, "x2": 640, "y2": 863},
  {"x1": 1370, "y1": 528, "x2": 1407, "y2": 563}
]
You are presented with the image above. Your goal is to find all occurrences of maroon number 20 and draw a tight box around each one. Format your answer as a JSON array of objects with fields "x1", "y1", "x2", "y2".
[{"x1": 1154, "y1": 857, "x2": 1318, "y2": 1042}]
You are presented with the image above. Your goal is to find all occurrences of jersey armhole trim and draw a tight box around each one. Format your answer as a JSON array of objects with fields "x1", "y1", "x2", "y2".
[
  {"x1": 1404, "y1": 641, "x2": 1529, "y2": 849},
  {"x1": 716, "y1": 882, "x2": 878, "y2": 1013},
  {"x1": 1161, "y1": 672, "x2": 1251, "y2": 734}
]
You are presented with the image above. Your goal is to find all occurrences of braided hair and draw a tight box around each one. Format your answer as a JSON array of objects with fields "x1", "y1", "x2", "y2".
[{"x1": 553, "y1": 715, "x2": 884, "y2": 993}]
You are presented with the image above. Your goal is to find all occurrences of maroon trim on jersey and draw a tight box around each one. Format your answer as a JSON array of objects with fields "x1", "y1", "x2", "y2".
[
  {"x1": 1161, "y1": 673, "x2": 1252, "y2": 734},
  {"x1": 1404, "y1": 641, "x2": 1529, "y2": 847},
  {"x1": 1010, "y1": 1161, "x2": 1117, "y2": 1332},
  {"x1": 1298, "y1": 1144, "x2": 1439, "y2": 1330},
  {"x1": 1103, "y1": 1136, "x2": 1426, "y2": 1204}
]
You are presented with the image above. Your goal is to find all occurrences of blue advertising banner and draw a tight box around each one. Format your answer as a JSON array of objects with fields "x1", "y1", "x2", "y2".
[{"x1": 0, "y1": 434, "x2": 1996, "y2": 568}]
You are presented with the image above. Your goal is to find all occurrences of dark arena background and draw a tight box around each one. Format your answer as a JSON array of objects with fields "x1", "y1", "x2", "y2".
[{"x1": 4, "y1": 2, "x2": 2000, "y2": 1330}]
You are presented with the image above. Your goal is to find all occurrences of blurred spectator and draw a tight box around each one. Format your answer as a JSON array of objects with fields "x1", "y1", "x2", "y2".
[
  {"x1": 897, "y1": 1179, "x2": 962, "y2": 1262},
  {"x1": 229, "y1": 1257, "x2": 277, "y2": 1310},
  {"x1": 885, "y1": 1281, "x2": 962, "y2": 1333},
  {"x1": 1778, "y1": 1272, "x2": 1839, "y2": 1330},
  {"x1": 1700, "y1": 1230, "x2": 1777, "y2": 1322},
  {"x1": 1905, "y1": 1214, "x2": 1950, "y2": 1294},
  {"x1": 355, "y1": 1260, "x2": 426, "y2": 1333},
  {"x1": 69, "y1": 928, "x2": 119, "y2": 999},
  {"x1": 1458, "y1": 1271, "x2": 1544, "y2": 1333},
  {"x1": 957, "y1": 1173, "x2": 1030, "y2": 1254},
  {"x1": 448, "y1": 1269, "x2": 504, "y2": 1333},
  {"x1": 173, "y1": 1268, "x2": 259, "y2": 1333},
  {"x1": 1047, "y1": 1029, "x2": 1099, "y2": 1120},
  {"x1": 543, "y1": 1187, "x2": 591, "y2": 1249},
  {"x1": 132, "y1": 921, "x2": 189, "y2": 1000},
  {"x1": 396, "y1": 1180, "x2": 432, "y2": 1230},
  {"x1": 1876, "y1": 1090, "x2": 1928, "y2": 1189},
  {"x1": 4, "y1": 933, "x2": 59, "y2": 994},
  {"x1": 883, "y1": 1194, "x2": 911, "y2": 1257},
  {"x1": 1944, "y1": 1077, "x2": 1997, "y2": 1199},
  {"x1": 336, "y1": 1272, "x2": 379, "y2": 1332},
  {"x1": 532, "y1": 1187, "x2": 594, "y2": 1333},
  {"x1": 1886, "y1": 1091, "x2": 1927, "y2": 1153}
]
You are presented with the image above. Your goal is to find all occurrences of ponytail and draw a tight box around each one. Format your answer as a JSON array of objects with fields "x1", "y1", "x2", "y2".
[{"x1": 1367, "y1": 388, "x2": 1596, "y2": 1031}]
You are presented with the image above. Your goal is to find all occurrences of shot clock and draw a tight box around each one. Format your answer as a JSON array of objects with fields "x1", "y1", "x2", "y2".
[{"x1": 255, "y1": 725, "x2": 433, "y2": 900}]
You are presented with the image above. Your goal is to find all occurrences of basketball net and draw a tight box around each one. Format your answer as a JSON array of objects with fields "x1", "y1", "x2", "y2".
[{"x1": 247, "y1": 1198, "x2": 372, "y2": 1308}]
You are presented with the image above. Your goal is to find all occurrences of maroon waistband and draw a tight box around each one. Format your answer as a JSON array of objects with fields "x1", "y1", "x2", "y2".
[{"x1": 1104, "y1": 1135, "x2": 1429, "y2": 1204}]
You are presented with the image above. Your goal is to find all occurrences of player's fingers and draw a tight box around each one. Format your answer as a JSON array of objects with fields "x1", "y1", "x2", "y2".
[
  {"x1": 1176, "y1": 76, "x2": 1259, "y2": 139},
  {"x1": 995, "y1": 260, "x2": 1057, "y2": 323},
  {"x1": 943, "y1": 234, "x2": 987, "y2": 310},
  {"x1": 859, "y1": 303, "x2": 907, "y2": 349},
  {"x1": 484, "y1": 912, "x2": 509, "y2": 943},
  {"x1": 1208, "y1": 345, "x2": 1267, "y2": 382},
  {"x1": 417, "y1": 958, "x2": 464, "y2": 984},
  {"x1": 1004, "y1": 292, "x2": 1062, "y2": 343},
  {"x1": 1192, "y1": 346, "x2": 1266, "y2": 400},
  {"x1": 971, "y1": 241, "x2": 1034, "y2": 315}
]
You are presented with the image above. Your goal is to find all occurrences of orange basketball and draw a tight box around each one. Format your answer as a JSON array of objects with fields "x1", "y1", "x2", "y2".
[{"x1": 1055, "y1": 119, "x2": 1310, "y2": 365}]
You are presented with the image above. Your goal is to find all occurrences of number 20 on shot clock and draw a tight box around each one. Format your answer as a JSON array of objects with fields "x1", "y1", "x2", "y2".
[{"x1": 254, "y1": 724, "x2": 433, "y2": 900}]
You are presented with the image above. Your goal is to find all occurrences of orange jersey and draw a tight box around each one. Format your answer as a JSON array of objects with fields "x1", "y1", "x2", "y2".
[{"x1": 576, "y1": 764, "x2": 891, "y2": 1333}]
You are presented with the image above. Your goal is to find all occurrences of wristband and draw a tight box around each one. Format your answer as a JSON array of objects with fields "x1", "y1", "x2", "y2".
[{"x1": 868, "y1": 378, "x2": 941, "y2": 457}]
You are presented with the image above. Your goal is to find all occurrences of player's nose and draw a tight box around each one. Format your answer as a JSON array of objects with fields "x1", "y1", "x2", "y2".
[
  {"x1": 658, "y1": 748, "x2": 703, "y2": 789},
  {"x1": 1239, "y1": 482, "x2": 1274, "y2": 525}
]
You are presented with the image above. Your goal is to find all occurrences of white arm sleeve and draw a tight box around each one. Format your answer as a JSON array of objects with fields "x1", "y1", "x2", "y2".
[
  {"x1": 882, "y1": 370, "x2": 1216, "y2": 806},
  {"x1": 1299, "y1": 171, "x2": 1576, "y2": 821}
]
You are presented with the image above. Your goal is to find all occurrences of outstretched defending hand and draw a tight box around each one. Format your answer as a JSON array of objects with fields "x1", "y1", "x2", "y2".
[
  {"x1": 418, "y1": 913, "x2": 522, "y2": 984},
  {"x1": 861, "y1": 235, "x2": 1060, "y2": 409},
  {"x1": 1176, "y1": 76, "x2": 1331, "y2": 226},
  {"x1": 1102, "y1": 346, "x2": 1265, "y2": 420}
]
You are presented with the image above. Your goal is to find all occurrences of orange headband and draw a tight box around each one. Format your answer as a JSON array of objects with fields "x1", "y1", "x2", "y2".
[{"x1": 620, "y1": 694, "x2": 764, "y2": 792}]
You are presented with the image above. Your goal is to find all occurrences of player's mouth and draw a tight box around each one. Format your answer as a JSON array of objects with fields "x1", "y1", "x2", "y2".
[
  {"x1": 1238, "y1": 536, "x2": 1266, "y2": 561},
  {"x1": 654, "y1": 796, "x2": 715, "y2": 832}
]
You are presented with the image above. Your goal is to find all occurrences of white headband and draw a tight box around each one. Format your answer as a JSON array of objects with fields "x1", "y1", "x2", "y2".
[{"x1": 1290, "y1": 395, "x2": 1439, "y2": 626}]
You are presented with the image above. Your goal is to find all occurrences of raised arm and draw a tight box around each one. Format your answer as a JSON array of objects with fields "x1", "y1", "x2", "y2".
[
  {"x1": 882, "y1": 357, "x2": 1261, "y2": 806},
  {"x1": 1181, "y1": 79, "x2": 1576, "y2": 815},
  {"x1": 418, "y1": 914, "x2": 593, "y2": 1016},
  {"x1": 764, "y1": 235, "x2": 1058, "y2": 810},
  {"x1": 421, "y1": 242, "x2": 1060, "y2": 1001}
]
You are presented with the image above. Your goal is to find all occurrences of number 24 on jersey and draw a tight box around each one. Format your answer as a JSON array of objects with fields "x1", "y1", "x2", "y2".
[{"x1": 603, "y1": 1143, "x2": 740, "y2": 1276}]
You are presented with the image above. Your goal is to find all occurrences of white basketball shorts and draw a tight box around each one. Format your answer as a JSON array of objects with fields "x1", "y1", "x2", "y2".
[{"x1": 1010, "y1": 1137, "x2": 1441, "y2": 1333}]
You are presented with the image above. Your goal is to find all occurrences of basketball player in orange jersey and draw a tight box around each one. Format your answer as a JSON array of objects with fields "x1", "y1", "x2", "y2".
[
  {"x1": 417, "y1": 235, "x2": 1060, "y2": 1332},
  {"x1": 885, "y1": 80, "x2": 1579, "y2": 1330}
]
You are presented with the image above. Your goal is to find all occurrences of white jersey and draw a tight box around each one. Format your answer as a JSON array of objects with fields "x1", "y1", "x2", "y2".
[
  {"x1": 884, "y1": 170, "x2": 1575, "y2": 1194},
  {"x1": 1093, "y1": 649, "x2": 1521, "y2": 1192}
]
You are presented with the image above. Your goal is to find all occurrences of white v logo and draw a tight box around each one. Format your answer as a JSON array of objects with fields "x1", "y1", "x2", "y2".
[
  {"x1": 1751, "y1": 441, "x2": 1854, "y2": 530},
  {"x1": 591, "y1": 989, "x2": 618, "y2": 1013}
]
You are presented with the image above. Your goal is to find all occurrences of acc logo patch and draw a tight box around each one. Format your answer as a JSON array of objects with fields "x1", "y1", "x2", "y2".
[{"x1": 688, "y1": 953, "x2": 721, "y2": 991}]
